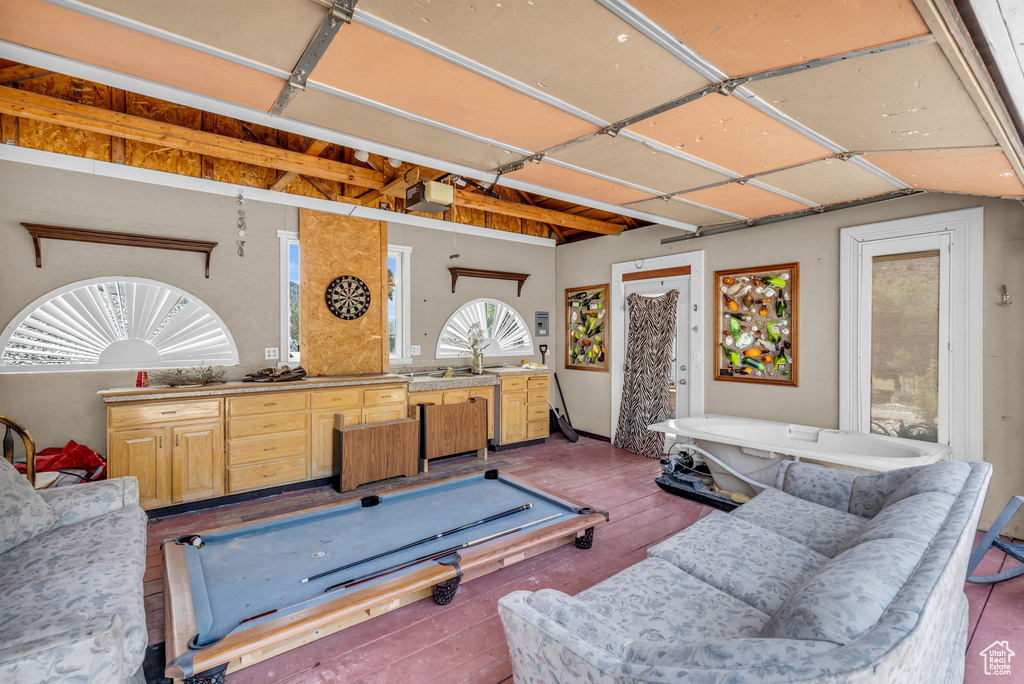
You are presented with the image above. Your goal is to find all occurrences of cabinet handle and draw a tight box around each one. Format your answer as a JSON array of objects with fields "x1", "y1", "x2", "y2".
[
  {"x1": 159, "y1": 436, "x2": 163, "y2": 448},
  {"x1": 162, "y1": 411, "x2": 177, "y2": 415},
  {"x1": 176, "y1": 434, "x2": 179, "y2": 447},
  {"x1": 264, "y1": 402, "x2": 277, "y2": 407},
  {"x1": 264, "y1": 447, "x2": 276, "y2": 451},
  {"x1": 264, "y1": 472, "x2": 276, "y2": 477},
  {"x1": 264, "y1": 424, "x2": 276, "y2": 428}
]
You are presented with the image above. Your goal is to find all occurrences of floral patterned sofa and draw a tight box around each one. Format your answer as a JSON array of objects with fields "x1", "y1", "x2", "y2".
[
  {"x1": 0, "y1": 457, "x2": 148, "y2": 684},
  {"x1": 499, "y1": 459, "x2": 991, "y2": 683}
]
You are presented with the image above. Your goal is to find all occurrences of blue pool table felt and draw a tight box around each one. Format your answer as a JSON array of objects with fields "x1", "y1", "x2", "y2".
[{"x1": 175, "y1": 473, "x2": 588, "y2": 647}]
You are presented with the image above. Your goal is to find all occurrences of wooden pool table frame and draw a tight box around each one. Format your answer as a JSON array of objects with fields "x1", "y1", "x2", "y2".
[{"x1": 162, "y1": 471, "x2": 608, "y2": 681}]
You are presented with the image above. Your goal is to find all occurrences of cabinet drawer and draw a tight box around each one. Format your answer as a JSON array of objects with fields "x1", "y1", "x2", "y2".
[
  {"x1": 408, "y1": 391, "x2": 444, "y2": 406},
  {"x1": 228, "y1": 431, "x2": 307, "y2": 466},
  {"x1": 109, "y1": 399, "x2": 221, "y2": 429},
  {"x1": 228, "y1": 457, "x2": 307, "y2": 493},
  {"x1": 527, "y1": 404, "x2": 547, "y2": 422},
  {"x1": 363, "y1": 405, "x2": 407, "y2": 424},
  {"x1": 527, "y1": 375, "x2": 550, "y2": 390},
  {"x1": 527, "y1": 389, "x2": 548, "y2": 405},
  {"x1": 228, "y1": 413, "x2": 307, "y2": 439},
  {"x1": 443, "y1": 389, "x2": 471, "y2": 404},
  {"x1": 310, "y1": 388, "x2": 361, "y2": 410},
  {"x1": 364, "y1": 386, "x2": 408, "y2": 406},
  {"x1": 527, "y1": 420, "x2": 549, "y2": 439},
  {"x1": 228, "y1": 392, "x2": 308, "y2": 417},
  {"x1": 500, "y1": 376, "x2": 528, "y2": 391}
]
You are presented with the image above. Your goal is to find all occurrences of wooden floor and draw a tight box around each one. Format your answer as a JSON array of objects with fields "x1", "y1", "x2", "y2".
[{"x1": 144, "y1": 435, "x2": 1021, "y2": 683}]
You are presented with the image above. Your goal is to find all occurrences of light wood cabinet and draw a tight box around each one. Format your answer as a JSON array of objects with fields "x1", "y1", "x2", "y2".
[
  {"x1": 105, "y1": 380, "x2": 409, "y2": 508},
  {"x1": 171, "y1": 422, "x2": 224, "y2": 503},
  {"x1": 108, "y1": 427, "x2": 170, "y2": 509},
  {"x1": 498, "y1": 374, "x2": 550, "y2": 446}
]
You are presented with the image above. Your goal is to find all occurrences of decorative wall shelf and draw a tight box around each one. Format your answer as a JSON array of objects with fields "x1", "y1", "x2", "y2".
[
  {"x1": 448, "y1": 267, "x2": 530, "y2": 297},
  {"x1": 22, "y1": 223, "x2": 218, "y2": 278}
]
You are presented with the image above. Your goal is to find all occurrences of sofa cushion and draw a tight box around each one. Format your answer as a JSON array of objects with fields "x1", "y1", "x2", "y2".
[
  {"x1": 574, "y1": 557, "x2": 769, "y2": 646},
  {"x1": 624, "y1": 637, "x2": 838, "y2": 668},
  {"x1": 839, "y1": 491, "x2": 955, "y2": 555},
  {"x1": 0, "y1": 505, "x2": 148, "y2": 580},
  {"x1": 39, "y1": 477, "x2": 139, "y2": 526},
  {"x1": 648, "y1": 511, "x2": 828, "y2": 614},
  {"x1": 731, "y1": 487, "x2": 867, "y2": 557},
  {"x1": 524, "y1": 589, "x2": 634, "y2": 658},
  {"x1": 881, "y1": 460, "x2": 972, "y2": 510},
  {"x1": 0, "y1": 457, "x2": 57, "y2": 554},
  {"x1": 777, "y1": 461, "x2": 859, "y2": 513},
  {"x1": 761, "y1": 538, "x2": 928, "y2": 645},
  {"x1": 0, "y1": 508, "x2": 149, "y2": 673}
]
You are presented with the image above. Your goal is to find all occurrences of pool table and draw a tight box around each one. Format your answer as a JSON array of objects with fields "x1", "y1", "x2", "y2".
[{"x1": 162, "y1": 469, "x2": 607, "y2": 682}]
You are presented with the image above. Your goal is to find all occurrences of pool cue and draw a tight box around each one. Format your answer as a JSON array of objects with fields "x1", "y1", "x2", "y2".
[
  {"x1": 325, "y1": 513, "x2": 562, "y2": 594},
  {"x1": 301, "y1": 503, "x2": 535, "y2": 584}
]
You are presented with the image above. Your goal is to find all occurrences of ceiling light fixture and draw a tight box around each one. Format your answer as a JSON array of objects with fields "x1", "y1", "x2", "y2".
[
  {"x1": 353, "y1": 149, "x2": 369, "y2": 163},
  {"x1": 387, "y1": 157, "x2": 402, "y2": 168}
]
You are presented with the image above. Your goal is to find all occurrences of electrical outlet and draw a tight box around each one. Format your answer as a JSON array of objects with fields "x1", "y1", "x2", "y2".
[
  {"x1": 265, "y1": 347, "x2": 279, "y2": 360},
  {"x1": 411, "y1": 345, "x2": 421, "y2": 356}
]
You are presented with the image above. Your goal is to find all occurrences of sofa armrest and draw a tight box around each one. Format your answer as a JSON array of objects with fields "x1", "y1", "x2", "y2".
[
  {"x1": 0, "y1": 614, "x2": 125, "y2": 684},
  {"x1": 38, "y1": 477, "x2": 140, "y2": 527}
]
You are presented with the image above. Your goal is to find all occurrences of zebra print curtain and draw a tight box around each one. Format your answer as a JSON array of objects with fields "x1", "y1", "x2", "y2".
[{"x1": 614, "y1": 290, "x2": 679, "y2": 459}]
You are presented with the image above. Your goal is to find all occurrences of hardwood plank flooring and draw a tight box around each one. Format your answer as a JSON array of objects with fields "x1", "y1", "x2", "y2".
[{"x1": 143, "y1": 435, "x2": 1017, "y2": 683}]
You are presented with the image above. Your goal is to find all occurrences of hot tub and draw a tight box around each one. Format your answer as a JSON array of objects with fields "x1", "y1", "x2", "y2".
[{"x1": 648, "y1": 414, "x2": 949, "y2": 496}]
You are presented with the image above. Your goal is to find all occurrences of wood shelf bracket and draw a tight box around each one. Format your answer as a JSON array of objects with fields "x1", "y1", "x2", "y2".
[
  {"x1": 22, "y1": 223, "x2": 218, "y2": 277},
  {"x1": 448, "y1": 267, "x2": 530, "y2": 297}
]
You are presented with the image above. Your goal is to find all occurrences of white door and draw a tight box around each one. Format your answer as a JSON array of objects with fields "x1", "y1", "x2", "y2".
[{"x1": 621, "y1": 276, "x2": 691, "y2": 420}]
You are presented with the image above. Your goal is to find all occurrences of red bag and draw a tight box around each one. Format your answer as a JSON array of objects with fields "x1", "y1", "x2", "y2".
[{"x1": 16, "y1": 440, "x2": 107, "y2": 480}]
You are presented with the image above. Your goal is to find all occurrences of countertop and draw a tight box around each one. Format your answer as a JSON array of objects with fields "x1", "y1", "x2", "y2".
[
  {"x1": 98, "y1": 373, "x2": 408, "y2": 403},
  {"x1": 482, "y1": 367, "x2": 552, "y2": 377}
]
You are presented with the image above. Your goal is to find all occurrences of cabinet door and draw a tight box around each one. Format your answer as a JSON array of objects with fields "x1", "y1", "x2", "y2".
[
  {"x1": 468, "y1": 387, "x2": 495, "y2": 439},
  {"x1": 109, "y1": 428, "x2": 171, "y2": 509},
  {"x1": 500, "y1": 391, "x2": 528, "y2": 444},
  {"x1": 363, "y1": 405, "x2": 406, "y2": 424},
  {"x1": 171, "y1": 422, "x2": 224, "y2": 504},
  {"x1": 311, "y1": 409, "x2": 361, "y2": 478}
]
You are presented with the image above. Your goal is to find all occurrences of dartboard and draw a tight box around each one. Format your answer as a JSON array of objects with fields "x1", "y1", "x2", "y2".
[{"x1": 325, "y1": 275, "x2": 371, "y2": 320}]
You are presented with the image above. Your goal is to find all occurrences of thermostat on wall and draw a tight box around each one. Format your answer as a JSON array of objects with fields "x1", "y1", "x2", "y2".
[{"x1": 535, "y1": 311, "x2": 549, "y2": 337}]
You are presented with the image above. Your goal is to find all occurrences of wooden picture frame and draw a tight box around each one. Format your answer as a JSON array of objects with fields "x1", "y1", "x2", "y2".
[
  {"x1": 565, "y1": 284, "x2": 609, "y2": 372},
  {"x1": 714, "y1": 263, "x2": 798, "y2": 386}
]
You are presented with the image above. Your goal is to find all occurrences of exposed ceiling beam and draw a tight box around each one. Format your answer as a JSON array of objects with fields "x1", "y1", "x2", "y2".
[
  {"x1": 513, "y1": 189, "x2": 565, "y2": 242},
  {"x1": 454, "y1": 190, "x2": 622, "y2": 234},
  {"x1": 269, "y1": 138, "x2": 332, "y2": 191},
  {"x1": 0, "y1": 85, "x2": 386, "y2": 188}
]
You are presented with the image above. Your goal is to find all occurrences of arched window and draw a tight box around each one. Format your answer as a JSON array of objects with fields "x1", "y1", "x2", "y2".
[
  {"x1": 0, "y1": 277, "x2": 239, "y2": 372},
  {"x1": 436, "y1": 298, "x2": 533, "y2": 358}
]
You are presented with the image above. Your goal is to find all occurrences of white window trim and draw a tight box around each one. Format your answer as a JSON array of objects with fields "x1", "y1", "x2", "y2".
[
  {"x1": 610, "y1": 251, "x2": 705, "y2": 435},
  {"x1": 278, "y1": 230, "x2": 299, "y2": 365},
  {"x1": 839, "y1": 207, "x2": 984, "y2": 460},
  {"x1": 389, "y1": 245, "x2": 413, "y2": 365},
  {"x1": 435, "y1": 298, "x2": 535, "y2": 358}
]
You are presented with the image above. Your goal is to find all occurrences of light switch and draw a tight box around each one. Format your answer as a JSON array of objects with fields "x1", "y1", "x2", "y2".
[
  {"x1": 265, "y1": 347, "x2": 279, "y2": 360},
  {"x1": 411, "y1": 345, "x2": 421, "y2": 356}
]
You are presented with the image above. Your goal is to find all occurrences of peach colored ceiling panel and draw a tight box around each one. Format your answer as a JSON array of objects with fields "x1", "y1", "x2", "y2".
[
  {"x1": 628, "y1": 0, "x2": 928, "y2": 76},
  {"x1": 286, "y1": 89, "x2": 518, "y2": 171},
  {"x1": 550, "y1": 136, "x2": 728, "y2": 195},
  {"x1": 357, "y1": 0, "x2": 711, "y2": 123},
  {"x1": 310, "y1": 23, "x2": 595, "y2": 153},
  {"x1": 0, "y1": 0, "x2": 283, "y2": 111},
  {"x1": 676, "y1": 183, "x2": 807, "y2": 219},
  {"x1": 747, "y1": 42, "x2": 997, "y2": 153},
  {"x1": 73, "y1": 0, "x2": 325, "y2": 71},
  {"x1": 628, "y1": 95, "x2": 830, "y2": 175},
  {"x1": 509, "y1": 163, "x2": 657, "y2": 205},
  {"x1": 627, "y1": 198, "x2": 735, "y2": 226},
  {"x1": 756, "y1": 159, "x2": 899, "y2": 205},
  {"x1": 863, "y1": 150, "x2": 1024, "y2": 197}
]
